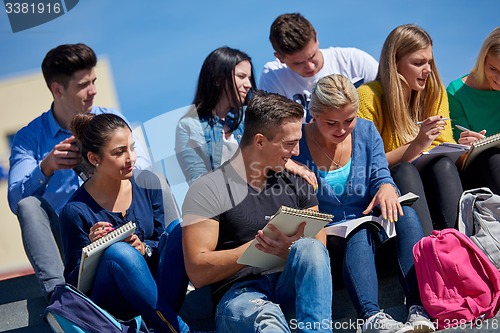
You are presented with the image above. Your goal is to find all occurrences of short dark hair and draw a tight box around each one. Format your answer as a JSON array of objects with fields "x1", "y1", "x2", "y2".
[
  {"x1": 41, "y1": 43, "x2": 97, "y2": 89},
  {"x1": 269, "y1": 13, "x2": 316, "y2": 57},
  {"x1": 70, "y1": 113, "x2": 130, "y2": 165},
  {"x1": 240, "y1": 90, "x2": 304, "y2": 147},
  {"x1": 193, "y1": 46, "x2": 256, "y2": 132}
]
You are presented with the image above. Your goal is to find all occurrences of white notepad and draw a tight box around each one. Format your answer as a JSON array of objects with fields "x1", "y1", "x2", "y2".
[
  {"x1": 237, "y1": 206, "x2": 333, "y2": 270},
  {"x1": 77, "y1": 221, "x2": 136, "y2": 293}
]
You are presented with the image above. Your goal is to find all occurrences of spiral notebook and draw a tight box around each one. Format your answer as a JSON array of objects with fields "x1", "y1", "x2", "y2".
[
  {"x1": 237, "y1": 206, "x2": 333, "y2": 270},
  {"x1": 77, "y1": 221, "x2": 136, "y2": 293},
  {"x1": 459, "y1": 133, "x2": 500, "y2": 170}
]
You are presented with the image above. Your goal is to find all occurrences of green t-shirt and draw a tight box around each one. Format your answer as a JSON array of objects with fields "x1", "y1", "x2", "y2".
[{"x1": 447, "y1": 75, "x2": 500, "y2": 141}]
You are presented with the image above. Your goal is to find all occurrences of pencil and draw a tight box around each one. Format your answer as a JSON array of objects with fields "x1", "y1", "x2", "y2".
[
  {"x1": 416, "y1": 117, "x2": 449, "y2": 125},
  {"x1": 455, "y1": 124, "x2": 470, "y2": 132}
]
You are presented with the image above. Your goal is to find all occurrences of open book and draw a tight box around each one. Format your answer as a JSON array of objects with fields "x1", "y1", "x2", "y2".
[
  {"x1": 413, "y1": 142, "x2": 469, "y2": 170},
  {"x1": 458, "y1": 133, "x2": 500, "y2": 170},
  {"x1": 324, "y1": 192, "x2": 419, "y2": 240},
  {"x1": 325, "y1": 215, "x2": 396, "y2": 239},
  {"x1": 77, "y1": 221, "x2": 136, "y2": 293},
  {"x1": 237, "y1": 206, "x2": 333, "y2": 270}
]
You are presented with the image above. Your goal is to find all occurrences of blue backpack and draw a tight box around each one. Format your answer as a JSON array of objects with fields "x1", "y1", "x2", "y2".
[{"x1": 45, "y1": 284, "x2": 149, "y2": 333}]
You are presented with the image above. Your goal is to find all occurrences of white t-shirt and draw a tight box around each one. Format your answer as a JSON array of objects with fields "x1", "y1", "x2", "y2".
[
  {"x1": 221, "y1": 133, "x2": 239, "y2": 165},
  {"x1": 258, "y1": 47, "x2": 378, "y2": 114}
]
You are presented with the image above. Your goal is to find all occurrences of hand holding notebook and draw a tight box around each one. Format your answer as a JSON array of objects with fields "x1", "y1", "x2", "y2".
[
  {"x1": 237, "y1": 206, "x2": 333, "y2": 270},
  {"x1": 77, "y1": 221, "x2": 136, "y2": 293},
  {"x1": 457, "y1": 132, "x2": 500, "y2": 170},
  {"x1": 324, "y1": 192, "x2": 419, "y2": 240}
]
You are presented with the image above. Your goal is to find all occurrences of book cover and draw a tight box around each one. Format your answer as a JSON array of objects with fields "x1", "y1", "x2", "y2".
[
  {"x1": 413, "y1": 142, "x2": 469, "y2": 171},
  {"x1": 397, "y1": 191, "x2": 420, "y2": 206},
  {"x1": 237, "y1": 206, "x2": 333, "y2": 270},
  {"x1": 77, "y1": 221, "x2": 136, "y2": 293},
  {"x1": 459, "y1": 133, "x2": 500, "y2": 170}
]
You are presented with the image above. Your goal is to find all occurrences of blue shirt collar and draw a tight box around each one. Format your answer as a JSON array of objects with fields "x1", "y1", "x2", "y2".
[{"x1": 47, "y1": 103, "x2": 80, "y2": 137}]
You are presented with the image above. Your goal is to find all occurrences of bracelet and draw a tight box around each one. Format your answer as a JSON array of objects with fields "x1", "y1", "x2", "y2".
[{"x1": 381, "y1": 183, "x2": 399, "y2": 196}]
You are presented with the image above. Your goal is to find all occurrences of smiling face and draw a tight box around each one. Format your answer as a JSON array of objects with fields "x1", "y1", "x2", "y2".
[
  {"x1": 277, "y1": 39, "x2": 324, "y2": 78},
  {"x1": 261, "y1": 119, "x2": 302, "y2": 171},
  {"x1": 233, "y1": 60, "x2": 253, "y2": 103},
  {"x1": 90, "y1": 127, "x2": 136, "y2": 181},
  {"x1": 396, "y1": 45, "x2": 433, "y2": 91},
  {"x1": 484, "y1": 53, "x2": 500, "y2": 90},
  {"x1": 314, "y1": 104, "x2": 357, "y2": 145}
]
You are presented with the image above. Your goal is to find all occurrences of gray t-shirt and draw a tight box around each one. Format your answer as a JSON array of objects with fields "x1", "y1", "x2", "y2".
[{"x1": 182, "y1": 161, "x2": 318, "y2": 301}]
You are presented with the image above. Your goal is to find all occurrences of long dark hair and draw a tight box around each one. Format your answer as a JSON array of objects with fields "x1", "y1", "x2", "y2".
[{"x1": 193, "y1": 46, "x2": 256, "y2": 132}]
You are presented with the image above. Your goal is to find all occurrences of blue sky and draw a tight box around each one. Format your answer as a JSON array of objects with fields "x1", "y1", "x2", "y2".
[{"x1": 0, "y1": 0, "x2": 498, "y2": 125}]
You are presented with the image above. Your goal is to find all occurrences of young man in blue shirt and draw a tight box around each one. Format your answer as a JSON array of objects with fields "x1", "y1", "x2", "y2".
[{"x1": 8, "y1": 43, "x2": 150, "y2": 301}]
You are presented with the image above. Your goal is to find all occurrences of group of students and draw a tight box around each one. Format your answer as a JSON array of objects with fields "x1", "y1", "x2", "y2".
[
  {"x1": 174, "y1": 13, "x2": 500, "y2": 333},
  {"x1": 6, "y1": 11, "x2": 500, "y2": 333}
]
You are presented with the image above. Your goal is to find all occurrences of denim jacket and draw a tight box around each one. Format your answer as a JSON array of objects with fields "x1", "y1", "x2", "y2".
[
  {"x1": 175, "y1": 107, "x2": 244, "y2": 184},
  {"x1": 293, "y1": 118, "x2": 398, "y2": 225}
]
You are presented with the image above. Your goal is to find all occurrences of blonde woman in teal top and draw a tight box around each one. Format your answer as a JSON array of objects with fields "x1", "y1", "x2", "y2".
[
  {"x1": 448, "y1": 27, "x2": 500, "y2": 141},
  {"x1": 447, "y1": 26, "x2": 500, "y2": 194},
  {"x1": 448, "y1": 75, "x2": 500, "y2": 139}
]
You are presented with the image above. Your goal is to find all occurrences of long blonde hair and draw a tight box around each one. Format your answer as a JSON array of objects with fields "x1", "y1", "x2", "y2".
[
  {"x1": 378, "y1": 24, "x2": 443, "y2": 144},
  {"x1": 471, "y1": 27, "x2": 500, "y2": 86}
]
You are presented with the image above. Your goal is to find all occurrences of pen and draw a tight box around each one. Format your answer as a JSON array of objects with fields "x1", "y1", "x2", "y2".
[
  {"x1": 416, "y1": 117, "x2": 449, "y2": 125},
  {"x1": 455, "y1": 124, "x2": 470, "y2": 132}
]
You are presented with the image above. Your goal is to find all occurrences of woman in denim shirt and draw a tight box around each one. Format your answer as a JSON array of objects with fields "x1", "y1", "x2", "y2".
[
  {"x1": 175, "y1": 47, "x2": 255, "y2": 184},
  {"x1": 293, "y1": 75, "x2": 435, "y2": 333}
]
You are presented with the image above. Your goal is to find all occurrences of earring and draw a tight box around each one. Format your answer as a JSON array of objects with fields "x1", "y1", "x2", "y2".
[{"x1": 95, "y1": 163, "x2": 99, "y2": 167}]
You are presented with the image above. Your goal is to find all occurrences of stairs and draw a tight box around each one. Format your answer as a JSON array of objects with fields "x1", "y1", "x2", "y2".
[
  {"x1": 0, "y1": 274, "x2": 51, "y2": 332},
  {"x1": 1, "y1": 273, "x2": 499, "y2": 333}
]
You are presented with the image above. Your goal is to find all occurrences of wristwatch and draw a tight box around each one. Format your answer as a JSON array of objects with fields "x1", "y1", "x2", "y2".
[{"x1": 144, "y1": 244, "x2": 153, "y2": 259}]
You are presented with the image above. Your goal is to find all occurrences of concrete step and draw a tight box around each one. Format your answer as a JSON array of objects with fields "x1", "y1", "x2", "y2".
[
  {"x1": 1, "y1": 273, "x2": 499, "y2": 333},
  {"x1": 181, "y1": 274, "x2": 500, "y2": 333},
  {"x1": 0, "y1": 274, "x2": 51, "y2": 333}
]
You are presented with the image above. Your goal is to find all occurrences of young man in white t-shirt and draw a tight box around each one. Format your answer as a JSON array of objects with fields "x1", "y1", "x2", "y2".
[{"x1": 258, "y1": 13, "x2": 378, "y2": 121}]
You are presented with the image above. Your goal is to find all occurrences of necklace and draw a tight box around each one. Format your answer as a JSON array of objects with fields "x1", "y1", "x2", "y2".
[{"x1": 311, "y1": 124, "x2": 344, "y2": 169}]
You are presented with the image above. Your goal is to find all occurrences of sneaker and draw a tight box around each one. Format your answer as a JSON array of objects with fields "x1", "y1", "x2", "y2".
[
  {"x1": 406, "y1": 305, "x2": 436, "y2": 332},
  {"x1": 362, "y1": 311, "x2": 414, "y2": 333}
]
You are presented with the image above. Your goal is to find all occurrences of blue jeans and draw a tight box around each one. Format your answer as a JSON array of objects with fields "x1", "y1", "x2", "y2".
[
  {"x1": 343, "y1": 206, "x2": 423, "y2": 319},
  {"x1": 215, "y1": 238, "x2": 332, "y2": 333},
  {"x1": 16, "y1": 196, "x2": 64, "y2": 301},
  {"x1": 91, "y1": 220, "x2": 189, "y2": 333}
]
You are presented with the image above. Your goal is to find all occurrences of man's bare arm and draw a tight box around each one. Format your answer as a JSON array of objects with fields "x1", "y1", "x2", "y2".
[{"x1": 182, "y1": 215, "x2": 252, "y2": 288}]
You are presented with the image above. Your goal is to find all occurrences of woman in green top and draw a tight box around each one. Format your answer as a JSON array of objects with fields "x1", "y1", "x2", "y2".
[{"x1": 447, "y1": 26, "x2": 500, "y2": 193}]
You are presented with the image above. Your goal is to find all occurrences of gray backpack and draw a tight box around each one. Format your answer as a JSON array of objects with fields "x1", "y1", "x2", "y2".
[{"x1": 458, "y1": 187, "x2": 500, "y2": 270}]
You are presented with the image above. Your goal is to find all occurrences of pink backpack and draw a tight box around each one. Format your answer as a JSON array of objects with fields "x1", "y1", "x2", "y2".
[{"x1": 413, "y1": 228, "x2": 500, "y2": 330}]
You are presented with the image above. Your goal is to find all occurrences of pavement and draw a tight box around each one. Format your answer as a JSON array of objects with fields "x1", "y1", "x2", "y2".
[{"x1": 2, "y1": 272, "x2": 500, "y2": 333}]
